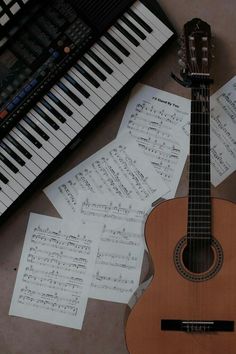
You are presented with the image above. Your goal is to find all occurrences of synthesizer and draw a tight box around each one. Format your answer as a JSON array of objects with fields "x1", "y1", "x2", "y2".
[{"x1": 0, "y1": 0, "x2": 175, "y2": 223}]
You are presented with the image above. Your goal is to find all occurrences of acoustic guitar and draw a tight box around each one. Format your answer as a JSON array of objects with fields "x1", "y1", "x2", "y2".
[{"x1": 125, "y1": 18, "x2": 236, "y2": 354}]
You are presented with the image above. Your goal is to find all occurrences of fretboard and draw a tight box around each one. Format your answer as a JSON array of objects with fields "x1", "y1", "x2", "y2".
[{"x1": 187, "y1": 83, "x2": 211, "y2": 241}]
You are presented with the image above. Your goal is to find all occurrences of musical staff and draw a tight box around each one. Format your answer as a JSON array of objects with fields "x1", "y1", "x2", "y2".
[{"x1": 9, "y1": 213, "x2": 101, "y2": 329}]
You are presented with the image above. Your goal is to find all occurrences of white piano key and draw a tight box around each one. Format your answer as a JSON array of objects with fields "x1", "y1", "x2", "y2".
[
  {"x1": 109, "y1": 27, "x2": 145, "y2": 67},
  {"x1": 30, "y1": 107, "x2": 70, "y2": 147},
  {"x1": 11, "y1": 129, "x2": 48, "y2": 169},
  {"x1": 3, "y1": 136, "x2": 41, "y2": 177},
  {"x1": 0, "y1": 199, "x2": 7, "y2": 214},
  {"x1": 91, "y1": 46, "x2": 129, "y2": 85},
  {"x1": 27, "y1": 111, "x2": 65, "y2": 152},
  {"x1": 100, "y1": 35, "x2": 140, "y2": 74},
  {"x1": 0, "y1": 164, "x2": 24, "y2": 194},
  {"x1": 0, "y1": 190, "x2": 12, "y2": 207},
  {"x1": 0, "y1": 179, "x2": 18, "y2": 202},
  {"x1": 77, "y1": 59, "x2": 116, "y2": 97},
  {"x1": 0, "y1": 147, "x2": 35, "y2": 182},
  {"x1": 0, "y1": 160, "x2": 29, "y2": 190},
  {"x1": 84, "y1": 52, "x2": 123, "y2": 91},
  {"x1": 43, "y1": 93, "x2": 84, "y2": 134}
]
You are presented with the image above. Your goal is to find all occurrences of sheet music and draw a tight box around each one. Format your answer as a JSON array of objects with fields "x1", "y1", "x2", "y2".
[
  {"x1": 9, "y1": 214, "x2": 101, "y2": 329},
  {"x1": 118, "y1": 84, "x2": 190, "y2": 198},
  {"x1": 210, "y1": 76, "x2": 236, "y2": 185},
  {"x1": 44, "y1": 132, "x2": 169, "y2": 215},
  {"x1": 73, "y1": 192, "x2": 149, "y2": 303}
]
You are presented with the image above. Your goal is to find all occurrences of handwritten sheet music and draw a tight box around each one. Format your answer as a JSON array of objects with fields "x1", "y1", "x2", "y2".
[
  {"x1": 44, "y1": 132, "x2": 169, "y2": 215},
  {"x1": 118, "y1": 84, "x2": 190, "y2": 198},
  {"x1": 73, "y1": 192, "x2": 149, "y2": 303},
  {"x1": 210, "y1": 76, "x2": 236, "y2": 185},
  {"x1": 9, "y1": 214, "x2": 101, "y2": 329}
]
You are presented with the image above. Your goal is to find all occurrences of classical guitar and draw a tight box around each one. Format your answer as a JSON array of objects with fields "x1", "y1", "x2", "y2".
[{"x1": 125, "y1": 18, "x2": 236, "y2": 354}]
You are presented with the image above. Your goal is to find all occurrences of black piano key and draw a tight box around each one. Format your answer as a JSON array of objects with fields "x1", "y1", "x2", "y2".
[
  {"x1": 74, "y1": 63, "x2": 100, "y2": 88},
  {"x1": 0, "y1": 152, "x2": 19, "y2": 174},
  {"x1": 23, "y1": 116, "x2": 50, "y2": 141},
  {"x1": 6, "y1": 135, "x2": 32, "y2": 159},
  {"x1": 87, "y1": 49, "x2": 113, "y2": 74},
  {"x1": 34, "y1": 106, "x2": 60, "y2": 131},
  {"x1": 127, "y1": 9, "x2": 153, "y2": 33},
  {"x1": 17, "y1": 124, "x2": 42, "y2": 149},
  {"x1": 114, "y1": 23, "x2": 140, "y2": 47},
  {"x1": 47, "y1": 92, "x2": 73, "y2": 116},
  {"x1": 121, "y1": 15, "x2": 146, "y2": 40},
  {"x1": 0, "y1": 141, "x2": 25, "y2": 166},
  {"x1": 0, "y1": 171, "x2": 9, "y2": 184},
  {"x1": 57, "y1": 81, "x2": 83, "y2": 106},
  {"x1": 97, "y1": 39, "x2": 123, "y2": 64},
  {"x1": 41, "y1": 98, "x2": 66, "y2": 123},
  {"x1": 80, "y1": 57, "x2": 106, "y2": 81},
  {"x1": 104, "y1": 32, "x2": 130, "y2": 57},
  {"x1": 65, "y1": 74, "x2": 90, "y2": 99}
]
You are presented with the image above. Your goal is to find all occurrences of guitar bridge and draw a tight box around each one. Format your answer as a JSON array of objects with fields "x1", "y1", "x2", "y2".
[{"x1": 161, "y1": 320, "x2": 234, "y2": 332}]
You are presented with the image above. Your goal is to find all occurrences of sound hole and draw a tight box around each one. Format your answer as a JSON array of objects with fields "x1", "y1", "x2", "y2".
[
  {"x1": 182, "y1": 242, "x2": 214, "y2": 273},
  {"x1": 174, "y1": 237, "x2": 223, "y2": 282}
]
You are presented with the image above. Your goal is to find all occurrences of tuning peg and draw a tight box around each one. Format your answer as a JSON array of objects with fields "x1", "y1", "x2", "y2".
[{"x1": 178, "y1": 59, "x2": 186, "y2": 68}]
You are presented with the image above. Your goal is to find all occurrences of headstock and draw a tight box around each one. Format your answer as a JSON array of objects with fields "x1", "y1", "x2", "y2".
[{"x1": 178, "y1": 18, "x2": 213, "y2": 80}]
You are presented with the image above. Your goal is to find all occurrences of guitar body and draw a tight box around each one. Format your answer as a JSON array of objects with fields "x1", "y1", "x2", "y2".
[{"x1": 126, "y1": 197, "x2": 236, "y2": 354}]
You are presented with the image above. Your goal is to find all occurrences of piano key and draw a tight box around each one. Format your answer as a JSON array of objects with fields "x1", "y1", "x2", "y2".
[
  {"x1": 84, "y1": 52, "x2": 123, "y2": 91},
  {"x1": 36, "y1": 102, "x2": 75, "y2": 140},
  {"x1": 30, "y1": 108, "x2": 69, "y2": 147},
  {"x1": 80, "y1": 56, "x2": 107, "y2": 81},
  {"x1": 76, "y1": 60, "x2": 114, "y2": 99},
  {"x1": 127, "y1": 8, "x2": 153, "y2": 33},
  {"x1": 0, "y1": 187, "x2": 12, "y2": 207},
  {"x1": 0, "y1": 140, "x2": 25, "y2": 166},
  {"x1": 120, "y1": 15, "x2": 146, "y2": 40},
  {"x1": 23, "y1": 115, "x2": 50, "y2": 141},
  {"x1": 0, "y1": 200, "x2": 7, "y2": 214},
  {"x1": 10, "y1": 129, "x2": 48, "y2": 170},
  {"x1": 20, "y1": 119, "x2": 59, "y2": 158},
  {"x1": 133, "y1": 2, "x2": 173, "y2": 41},
  {"x1": 5, "y1": 135, "x2": 32, "y2": 159},
  {"x1": 118, "y1": 18, "x2": 156, "y2": 55},
  {"x1": 16, "y1": 123, "x2": 42, "y2": 149},
  {"x1": 0, "y1": 164, "x2": 24, "y2": 194},
  {"x1": 0, "y1": 160, "x2": 29, "y2": 189},
  {"x1": 58, "y1": 77, "x2": 99, "y2": 117},
  {"x1": 64, "y1": 73, "x2": 90, "y2": 98},
  {"x1": 87, "y1": 49, "x2": 113, "y2": 74},
  {"x1": 0, "y1": 146, "x2": 35, "y2": 182},
  {"x1": 13, "y1": 125, "x2": 53, "y2": 165},
  {"x1": 43, "y1": 91, "x2": 86, "y2": 131},
  {"x1": 114, "y1": 22, "x2": 139, "y2": 47},
  {"x1": 34, "y1": 105, "x2": 60, "y2": 131},
  {"x1": 0, "y1": 151, "x2": 19, "y2": 173},
  {"x1": 91, "y1": 46, "x2": 128, "y2": 85},
  {"x1": 47, "y1": 91, "x2": 73, "y2": 116},
  {"x1": 0, "y1": 171, "x2": 9, "y2": 184},
  {"x1": 3, "y1": 136, "x2": 42, "y2": 176},
  {"x1": 70, "y1": 66, "x2": 107, "y2": 108},
  {"x1": 57, "y1": 81, "x2": 83, "y2": 106},
  {"x1": 124, "y1": 12, "x2": 162, "y2": 50},
  {"x1": 97, "y1": 39, "x2": 123, "y2": 64},
  {"x1": 104, "y1": 32, "x2": 130, "y2": 57},
  {"x1": 109, "y1": 28, "x2": 145, "y2": 67},
  {"x1": 74, "y1": 63, "x2": 100, "y2": 88},
  {"x1": 100, "y1": 35, "x2": 140, "y2": 74},
  {"x1": 0, "y1": 179, "x2": 18, "y2": 202},
  {"x1": 41, "y1": 97, "x2": 67, "y2": 123}
]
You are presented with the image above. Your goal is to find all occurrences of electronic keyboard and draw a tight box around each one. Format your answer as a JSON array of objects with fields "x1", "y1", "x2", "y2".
[{"x1": 0, "y1": 0, "x2": 175, "y2": 223}]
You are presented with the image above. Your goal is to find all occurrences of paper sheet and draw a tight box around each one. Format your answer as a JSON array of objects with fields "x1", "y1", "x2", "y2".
[
  {"x1": 72, "y1": 192, "x2": 149, "y2": 303},
  {"x1": 210, "y1": 76, "x2": 236, "y2": 185},
  {"x1": 44, "y1": 132, "x2": 169, "y2": 216},
  {"x1": 118, "y1": 84, "x2": 190, "y2": 198},
  {"x1": 9, "y1": 213, "x2": 101, "y2": 329}
]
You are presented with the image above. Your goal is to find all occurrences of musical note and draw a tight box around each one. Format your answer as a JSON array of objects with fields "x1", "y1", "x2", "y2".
[
  {"x1": 118, "y1": 83, "x2": 190, "y2": 198},
  {"x1": 9, "y1": 213, "x2": 102, "y2": 329},
  {"x1": 44, "y1": 132, "x2": 169, "y2": 218}
]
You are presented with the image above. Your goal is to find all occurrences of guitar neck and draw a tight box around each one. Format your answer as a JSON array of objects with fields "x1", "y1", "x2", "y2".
[{"x1": 187, "y1": 82, "x2": 211, "y2": 241}]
